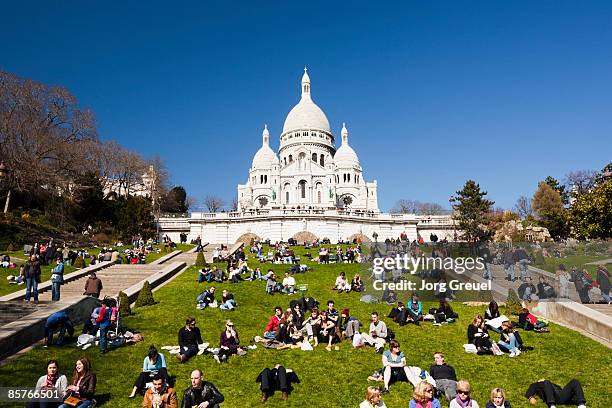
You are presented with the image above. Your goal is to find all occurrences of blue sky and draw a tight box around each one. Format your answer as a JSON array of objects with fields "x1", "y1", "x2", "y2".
[{"x1": 2, "y1": 1, "x2": 611, "y2": 211}]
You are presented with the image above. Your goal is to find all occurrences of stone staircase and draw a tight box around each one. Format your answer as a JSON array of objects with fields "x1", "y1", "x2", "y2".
[
  {"x1": 37, "y1": 264, "x2": 168, "y2": 301},
  {"x1": 0, "y1": 301, "x2": 38, "y2": 325}
]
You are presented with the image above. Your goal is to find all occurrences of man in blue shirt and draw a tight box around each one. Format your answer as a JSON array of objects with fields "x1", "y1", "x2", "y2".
[{"x1": 44, "y1": 310, "x2": 74, "y2": 347}]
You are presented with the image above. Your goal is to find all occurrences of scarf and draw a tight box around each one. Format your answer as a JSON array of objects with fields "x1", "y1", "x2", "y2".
[
  {"x1": 43, "y1": 373, "x2": 58, "y2": 389},
  {"x1": 416, "y1": 401, "x2": 433, "y2": 408},
  {"x1": 454, "y1": 395, "x2": 471, "y2": 408}
]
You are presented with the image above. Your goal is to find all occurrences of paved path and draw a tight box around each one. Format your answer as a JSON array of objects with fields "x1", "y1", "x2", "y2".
[
  {"x1": 38, "y1": 264, "x2": 166, "y2": 301},
  {"x1": 585, "y1": 258, "x2": 612, "y2": 266}
]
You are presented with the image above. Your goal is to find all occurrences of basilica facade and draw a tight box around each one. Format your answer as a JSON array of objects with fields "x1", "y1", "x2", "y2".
[
  {"x1": 158, "y1": 70, "x2": 456, "y2": 245},
  {"x1": 237, "y1": 69, "x2": 379, "y2": 212}
]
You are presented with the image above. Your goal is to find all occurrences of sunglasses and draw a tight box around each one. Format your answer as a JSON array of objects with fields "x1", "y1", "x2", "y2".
[
  {"x1": 457, "y1": 390, "x2": 470, "y2": 395},
  {"x1": 227, "y1": 324, "x2": 234, "y2": 327}
]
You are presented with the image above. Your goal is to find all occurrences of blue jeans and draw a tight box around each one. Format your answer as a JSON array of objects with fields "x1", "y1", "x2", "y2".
[
  {"x1": 498, "y1": 335, "x2": 519, "y2": 352},
  {"x1": 482, "y1": 262, "x2": 492, "y2": 280},
  {"x1": 52, "y1": 282, "x2": 61, "y2": 301},
  {"x1": 602, "y1": 292, "x2": 611, "y2": 303},
  {"x1": 25, "y1": 277, "x2": 39, "y2": 301},
  {"x1": 99, "y1": 325, "x2": 109, "y2": 352},
  {"x1": 518, "y1": 260, "x2": 530, "y2": 280},
  {"x1": 219, "y1": 299, "x2": 236, "y2": 310}
]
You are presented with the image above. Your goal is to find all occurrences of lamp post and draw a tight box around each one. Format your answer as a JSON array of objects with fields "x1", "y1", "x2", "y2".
[{"x1": 0, "y1": 162, "x2": 11, "y2": 213}]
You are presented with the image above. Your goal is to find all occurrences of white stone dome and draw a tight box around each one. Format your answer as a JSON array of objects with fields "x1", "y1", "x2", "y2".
[
  {"x1": 252, "y1": 125, "x2": 278, "y2": 168},
  {"x1": 334, "y1": 123, "x2": 360, "y2": 168},
  {"x1": 282, "y1": 69, "x2": 331, "y2": 134}
]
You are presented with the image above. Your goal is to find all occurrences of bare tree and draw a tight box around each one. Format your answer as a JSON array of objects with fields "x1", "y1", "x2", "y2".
[
  {"x1": 514, "y1": 195, "x2": 532, "y2": 219},
  {"x1": 203, "y1": 195, "x2": 225, "y2": 212},
  {"x1": 186, "y1": 196, "x2": 198, "y2": 211},
  {"x1": 390, "y1": 199, "x2": 419, "y2": 214},
  {"x1": 231, "y1": 196, "x2": 238, "y2": 212},
  {"x1": 565, "y1": 170, "x2": 597, "y2": 195},
  {"x1": 391, "y1": 199, "x2": 448, "y2": 215},
  {"x1": 0, "y1": 70, "x2": 97, "y2": 199},
  {"x1": 416, "y1": 202, "x2": 448, "y2": 215}
]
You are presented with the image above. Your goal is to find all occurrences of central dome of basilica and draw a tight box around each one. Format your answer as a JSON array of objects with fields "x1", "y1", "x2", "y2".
[{"x1": 282, "y1": 69, "x2": 331, "y2": 134}]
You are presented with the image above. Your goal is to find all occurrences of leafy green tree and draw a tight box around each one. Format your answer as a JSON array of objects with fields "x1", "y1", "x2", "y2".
[
  {"x1": 544, "y1": 176, "x2": 570, "y2": 206},
  {"x1": 569, "y1": 179, "x2": 612, "y2": 239},
  {"x1": 450, "y1": 180, "x2": 495, "y2": 244},
  {"x1": 162, "y1": 186, "x2": 189, "y2": 213},
  {"x1": 73, "y1": 171, "x2": 111, "y2": 225},
  {"x1": 116, "y1": 196, "x2": 155, "y2": 241},
  {"x1": 532, "y1": 182, "x2": 568, "y2": 238}
]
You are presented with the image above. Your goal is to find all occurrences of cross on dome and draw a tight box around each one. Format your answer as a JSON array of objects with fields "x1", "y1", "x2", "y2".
[
  {"x1": 341, "y1": 122, "x2": 348, "y2": 144},
  {"x1": 301, "y1": 67, "x2": 311, "y2": 96}
]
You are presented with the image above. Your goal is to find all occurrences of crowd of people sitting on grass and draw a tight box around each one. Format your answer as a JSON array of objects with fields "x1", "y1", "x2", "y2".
[{"x1": 23, "y1": 237, "x2": 597, "y2": 407}]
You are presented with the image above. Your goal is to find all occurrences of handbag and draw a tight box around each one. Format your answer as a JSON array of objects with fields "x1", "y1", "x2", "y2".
[{"x1": 63, "y1": 395, "x2": 83, "y2": 406}]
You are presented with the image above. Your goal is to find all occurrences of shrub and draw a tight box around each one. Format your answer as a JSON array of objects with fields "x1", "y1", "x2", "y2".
[
  {"x1": 6, "y1": 243, "x2": 14, "y2": 252},
  {"x1": 118, "y1": 291, "x2": 131, "y2": 317},
  {"x1": 134, "y1": 280, "x2": 155, "y2": 307},
  {"x1": 476, "y1": 289, "x2": 494, "y2": 303},
  {"x1": 195, "y1": 252, "x2": 207, "y2": 267},
  {"x1": 505, "y1": 288, "x2": 523, "y2": 316},
  {"x1": 73, "y1": 256, "x2": 85, "y2": 268}
]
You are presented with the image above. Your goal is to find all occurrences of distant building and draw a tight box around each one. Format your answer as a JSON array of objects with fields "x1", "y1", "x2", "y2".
[
  {"x1": 103, "y1": 165, "x2": 156, "y2": 199},
  {"x1": 159, "y1": 69, "x2": 456, "y2": 244},
  {"x1": 237, "y1": 68, "x2": 378, "y2": 212}
]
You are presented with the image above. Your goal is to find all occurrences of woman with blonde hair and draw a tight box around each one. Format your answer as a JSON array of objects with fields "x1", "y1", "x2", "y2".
[
  {"x1": 486, "y1": 388, "x2": 511, "y2": 408},
  {"x1": 409, "y1": 381, "x2": 442, "y2": 408},
  {"x1": 449, "y1": 380, "x2": 480, "y2": 408},
  {"x1": 359, "y1": 386, "x2": 387, "y2": 408}
]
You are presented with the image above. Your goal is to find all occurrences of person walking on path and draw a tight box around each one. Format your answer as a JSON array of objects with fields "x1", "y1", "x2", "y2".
[
  {"x1": 51, "y1": 258, "x2": 65, "y2": 301},
  {"x1": 24, "y1": 255, "x2": 42, "y2": 303},
  {"x1": 84, "y1": 272, "x2": 103, "y2": 298}
]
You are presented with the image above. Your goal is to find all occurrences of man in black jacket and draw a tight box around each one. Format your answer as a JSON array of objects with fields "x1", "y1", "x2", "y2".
[
  {"x1": 181, "y1": 369, "x2": 224, "y2": 408},
  {"x1": 177, "y1": 317, "x2": 203, "y2": 363},
  {"x1": 525, "y1": 378, "x2": 586, "y2": 408},
  {"x1": 429, "y1": 352, "x2": 457, "y2": 402},
  {"x1": 23, "y1": 255, "x2": 42, "y2": 303}
]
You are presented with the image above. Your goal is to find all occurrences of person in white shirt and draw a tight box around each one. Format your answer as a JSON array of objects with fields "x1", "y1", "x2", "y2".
[
  {"x1": 282, "y1": 272, "x2": 296, "y2": 294},
  {"x1": 334, "y1": 272, "x2": 351, "y2": 293},
  {"x1": 359, "y1": 386, "x2": 387, "y2": 408},
  {"x1": 360, "y1": 312, "x2": 388, "y2": 353},
  {"x1": 212, "y1": 248, "x2": 220, "y2": 263}
]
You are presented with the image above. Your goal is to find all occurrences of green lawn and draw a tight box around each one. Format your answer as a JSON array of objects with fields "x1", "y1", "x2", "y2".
[
  {"x1": 0, "y1": 245, "x2": 610, "y2": 407},
  {"x1": 0, "y1": 244, "x2": 193, "y2": 296},
  {"x1": 535, "y1": 254, "x2": 611, "y2": 276}
]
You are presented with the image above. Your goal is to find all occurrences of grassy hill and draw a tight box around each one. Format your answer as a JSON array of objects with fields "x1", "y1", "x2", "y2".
[{"x1": 0, "y1": 244, "x2": 610, "y2": 407}]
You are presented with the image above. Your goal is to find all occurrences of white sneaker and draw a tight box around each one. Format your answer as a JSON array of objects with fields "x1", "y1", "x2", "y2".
[
  {"x1": 515, "y1": 349, "x2": 521, "y2": 356},
  {"x1": 577, "y1": 405, "x2": 586, "y2": 408},
  {"x1": 509, "y1": 351, "x2": 516, "y2": 357},
  {"x1": 213, "y1": 355, "x2": 220, "y2": 364}
]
